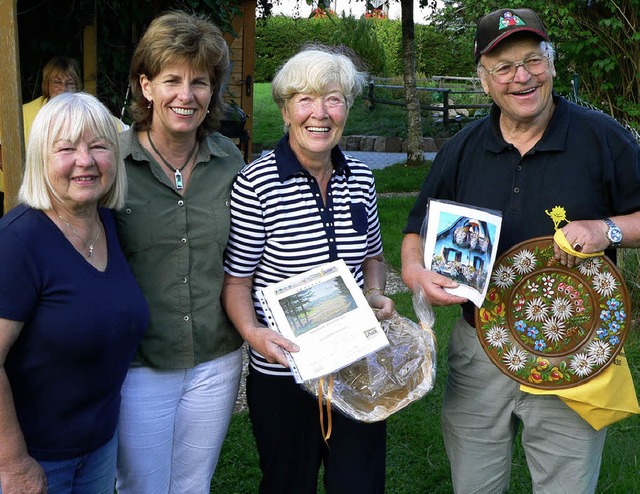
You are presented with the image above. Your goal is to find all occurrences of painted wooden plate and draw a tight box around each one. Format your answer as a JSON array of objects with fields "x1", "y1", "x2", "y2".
[{"x1": 475, "y1": 236, "x2": 630, "y2": 389}]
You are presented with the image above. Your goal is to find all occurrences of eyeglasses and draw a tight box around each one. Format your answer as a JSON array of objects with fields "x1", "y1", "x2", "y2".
[
  {"x1": 51, "y1": 79, "x2": 78, "y2": 90},
  {"x1": 482, "y1": 55, "x2": 550, "y2": 84}
]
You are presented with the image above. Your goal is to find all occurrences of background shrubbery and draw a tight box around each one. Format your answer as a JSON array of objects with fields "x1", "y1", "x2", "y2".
[{"x1": 254, "y1": 15, "x2": 475, "y2": 81}]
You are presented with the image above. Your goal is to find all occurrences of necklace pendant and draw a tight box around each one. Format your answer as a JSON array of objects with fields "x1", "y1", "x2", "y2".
[
  {"x1": 174, "y1": 169, "x2": 184, "y2": 190},
  {"x1": 88, "y1": 244, "x2": 94, "y2": 257}
]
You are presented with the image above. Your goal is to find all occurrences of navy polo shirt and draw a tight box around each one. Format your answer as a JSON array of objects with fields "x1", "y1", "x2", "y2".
[{"x1": 405, "y1": 94, "x2": 640, "y2": 257}]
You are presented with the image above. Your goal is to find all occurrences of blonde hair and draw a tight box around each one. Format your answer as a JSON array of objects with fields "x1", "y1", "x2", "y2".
[
  {"x1": 19, "y1": 92, "x2": 126, "y2": 210},
  {"x1": 41, "y1": 56, "x2": 82, "y2": 99},
  {"x1": 271, "y1": 45, "x2": 367, "y2": 110}
]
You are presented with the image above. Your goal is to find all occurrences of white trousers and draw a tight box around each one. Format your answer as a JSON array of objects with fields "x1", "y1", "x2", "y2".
[{"x1": 115, "y1": 349, "x2": 242, "y2": 494}]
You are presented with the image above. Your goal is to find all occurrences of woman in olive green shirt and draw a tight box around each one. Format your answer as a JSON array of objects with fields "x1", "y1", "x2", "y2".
[{"x1": 114, "y1": 11, "x2": 245, "y2": 493}]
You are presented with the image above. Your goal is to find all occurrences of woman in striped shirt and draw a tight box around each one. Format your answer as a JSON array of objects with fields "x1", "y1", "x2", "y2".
[{"x1": 223, "y1": 46, "x2": 394, "y2": 494}]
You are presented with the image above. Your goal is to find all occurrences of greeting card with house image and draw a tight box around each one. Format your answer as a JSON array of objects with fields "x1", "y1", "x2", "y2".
[{"x1": 422, "y1": 199, "x2": 502, "y2": 307}]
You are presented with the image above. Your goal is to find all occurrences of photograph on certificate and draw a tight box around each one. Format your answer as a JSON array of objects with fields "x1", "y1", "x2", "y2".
[{"x1": 422, "y1": 199, "x2": 502, "y2": 307}]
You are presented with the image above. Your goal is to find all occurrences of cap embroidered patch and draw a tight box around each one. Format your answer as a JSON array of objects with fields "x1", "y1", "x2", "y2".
[{"x1": 498, "y1": 12, "x2": 525, "y2": 30}]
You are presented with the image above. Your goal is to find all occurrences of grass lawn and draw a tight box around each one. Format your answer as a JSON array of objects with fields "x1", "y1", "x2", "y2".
[{"x1": 215, "y1": 98, "x2": 640, "y2": 492}]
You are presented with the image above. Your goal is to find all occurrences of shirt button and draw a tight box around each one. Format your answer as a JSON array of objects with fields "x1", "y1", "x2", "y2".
[
  {"x1": 183, "y1": 315, "x2": 190, "y2": 322},
  {"x1": 181, "y1": 277, "x2": 188, "y2": 284},
  {"x1": 178, "y1": 200, "x2": 184, "y2": 206},
  {"x1": 125, "y1": 208, "x2": 132, "y2": 214},
  {"x1": 329, "y1": 238, "x2": 335, "y2": 242},
  {"x1": 514, "y1": 187, "x2": 520, "y2": 193},
  {"x1": 516, "y1": 165, "x2": 522, "y2": 171},
  {"x1": 225, "y1": 200, "x2": 230, "y2": 207},
  {"x1": 181, "y1": 237, "x2": 187, "y2": 244}
]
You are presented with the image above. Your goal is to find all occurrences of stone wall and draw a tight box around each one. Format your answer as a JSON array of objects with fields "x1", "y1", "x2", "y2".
[{"x1": 340, "y1": 135, "x2": 450, "y2": 153}]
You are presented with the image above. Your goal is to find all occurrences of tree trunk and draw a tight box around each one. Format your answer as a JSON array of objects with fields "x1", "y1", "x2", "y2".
[{"x1": 401, "y1": 0, "x2": 425, "y2": 167}]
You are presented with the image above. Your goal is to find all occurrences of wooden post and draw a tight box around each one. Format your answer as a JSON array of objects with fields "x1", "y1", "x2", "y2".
[
  {"x1": 241, "y1": 0, "x2": 256, "y2": 158},
  {"x1": 223, "y1": 0, "x2": 256, "y2": 162},
  {"x1": 83, "y1": 5, "x2": 98, "y2": 96},
  {"x1": 442, "y1": 89, "x2": 451, "y2": 128},
  {"x1": 0, "y1": 0, "x2": 25, "y2": 213}
]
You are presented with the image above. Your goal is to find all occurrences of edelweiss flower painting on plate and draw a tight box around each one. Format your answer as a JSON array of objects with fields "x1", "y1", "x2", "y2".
[{"x1": 476, "y1": 237, "x2": 630, "y2": 389}]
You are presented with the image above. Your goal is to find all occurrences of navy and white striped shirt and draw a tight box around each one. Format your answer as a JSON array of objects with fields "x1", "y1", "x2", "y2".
[{"x1": 224, "y1": 136, "x2": 384, "y2": 376}]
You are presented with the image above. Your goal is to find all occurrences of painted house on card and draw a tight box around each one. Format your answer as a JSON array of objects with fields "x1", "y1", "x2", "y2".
[{"x1": 432, "y1": 218, "x2": 493, "y2": 290}]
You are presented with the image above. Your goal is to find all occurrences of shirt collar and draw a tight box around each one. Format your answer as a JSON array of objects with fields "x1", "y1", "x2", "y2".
[
  {"x1": 120, "y1": 126, "x2": 230, "y2": 164},
  {"x1": 485, "y1": 93, "x2": 567, "y2": 154},
  {"x1": 273, "y1": 135, "x2": 351, "y2": 182}
]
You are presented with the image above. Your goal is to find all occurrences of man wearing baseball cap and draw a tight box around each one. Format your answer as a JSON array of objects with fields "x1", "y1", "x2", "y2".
[{"x1": 402, "y1": 8, "x2": 640, "y2": 493}]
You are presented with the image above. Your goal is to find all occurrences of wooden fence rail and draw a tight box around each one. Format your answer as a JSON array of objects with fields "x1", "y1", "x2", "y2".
[{"x1": 364, "y1": 80, "x2": 492, "y2": 128}]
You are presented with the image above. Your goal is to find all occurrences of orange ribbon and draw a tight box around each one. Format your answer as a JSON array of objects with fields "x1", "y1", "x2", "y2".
[{"x1": 318, "y1": 375, "x2": 334, "y2": 445}]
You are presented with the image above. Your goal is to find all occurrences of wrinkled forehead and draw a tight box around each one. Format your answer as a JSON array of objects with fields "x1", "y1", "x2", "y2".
[{"x1": 481, "y1": 34, "x2": 544, "y2": 62}]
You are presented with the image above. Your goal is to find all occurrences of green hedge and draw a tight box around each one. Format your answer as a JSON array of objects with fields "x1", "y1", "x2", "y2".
[{"x1": 255, "y1": 15, "x2": 476, "y2": 81}]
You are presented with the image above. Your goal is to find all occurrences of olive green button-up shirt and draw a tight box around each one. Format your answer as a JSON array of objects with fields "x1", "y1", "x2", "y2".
[{"x1": 115, "y1": 128, "x2": 244, "y2": 369}]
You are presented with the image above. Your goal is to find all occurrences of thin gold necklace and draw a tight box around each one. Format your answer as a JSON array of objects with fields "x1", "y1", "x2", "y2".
[
  {"x1": 147, "y1": 130, "x2": 197, "y2": 190},
  {"x1": 56, "y1": 211, "x2": 101, "y2": 257},
  {"x1": 317, "y1": 162, "x2": 333, "y2": 184}
]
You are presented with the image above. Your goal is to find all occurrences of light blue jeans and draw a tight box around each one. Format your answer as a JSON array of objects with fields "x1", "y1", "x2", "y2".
[
  {"x1": 115, "y1": 349, "x2": 242, "y2": 494},
  {"x1": 23, "y1": 433, "x2": 116, "y2": 494}
]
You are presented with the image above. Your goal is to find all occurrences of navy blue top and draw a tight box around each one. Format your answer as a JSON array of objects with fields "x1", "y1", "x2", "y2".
[{"x1": 0, "y1": 204, "x2": 149, "y2": 461}]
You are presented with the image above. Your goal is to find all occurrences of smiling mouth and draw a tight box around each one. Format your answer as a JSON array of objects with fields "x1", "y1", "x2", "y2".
[
  {"x1": 172, "y1": 108, "x2": 195, "y2": 116},
  {"x1": 512, "y1": 87, "x2": 537, "y2": 95},
  {"x1": 306, "y1": 126, "x2": 330, "y2": 133}
]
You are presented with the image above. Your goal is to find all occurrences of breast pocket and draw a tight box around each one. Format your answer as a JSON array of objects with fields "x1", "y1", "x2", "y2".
[
  {"x1": 116, "y1": 201, "x2": 153, "y2": 254},
  {"x1": 211, "y1": 198, "x2": 231, "y2": 246},
  {"x1": 349, "y1": 202, "x2": 369, "y2": 235}
]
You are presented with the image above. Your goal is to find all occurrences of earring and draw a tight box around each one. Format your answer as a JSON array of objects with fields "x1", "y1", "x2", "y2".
[
  {"x1": 207, "y1": 110, "x2": 210, "y2": 115},
  {"x1": 147, "y1": 100, "x2": 153, "y2": 109}
]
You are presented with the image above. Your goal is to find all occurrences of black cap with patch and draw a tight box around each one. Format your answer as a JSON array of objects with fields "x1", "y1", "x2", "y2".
[{"x1": 474, "y1": 8, "x2": 550, "y2": 63}]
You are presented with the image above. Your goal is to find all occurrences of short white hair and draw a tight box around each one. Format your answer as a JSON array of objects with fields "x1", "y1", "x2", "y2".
[
  {"x1": 19, "y1": 92, "x2": 127, "y2": 210},
  {"x1": 271, "y1": 46, "x2": 367, "y2": 110}
]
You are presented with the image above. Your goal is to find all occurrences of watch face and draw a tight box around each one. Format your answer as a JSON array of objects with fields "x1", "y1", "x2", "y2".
[{"x1": 609, "y1": 227, "x2": 623, "y2": 244}]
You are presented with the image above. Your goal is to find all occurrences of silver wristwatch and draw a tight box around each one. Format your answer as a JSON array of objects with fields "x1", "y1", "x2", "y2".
[{"x1": 604, "y1": 217, "x2": 622, "y2": 247}]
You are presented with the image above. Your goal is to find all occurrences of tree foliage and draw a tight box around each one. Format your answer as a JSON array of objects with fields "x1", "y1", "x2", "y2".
[{"x1": 255, "y1": 15, "x2": 475, "y2": 81}]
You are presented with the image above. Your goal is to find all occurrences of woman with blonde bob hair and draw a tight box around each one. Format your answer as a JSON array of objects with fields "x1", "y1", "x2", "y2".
[
  {"x1": 0, "y1": 91, "x2": 148, "y2": 493},
  {"x1": 20, "y1": 91, "x2": 127, "y2": 210},
  {"x1": 223, "y1": 45, "x2": 394, "y2": 493}
]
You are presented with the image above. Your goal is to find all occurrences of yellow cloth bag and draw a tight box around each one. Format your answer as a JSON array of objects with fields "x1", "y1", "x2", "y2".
[{"x1": 521, "y1": 350, "x2": 640, "y2": 430}]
